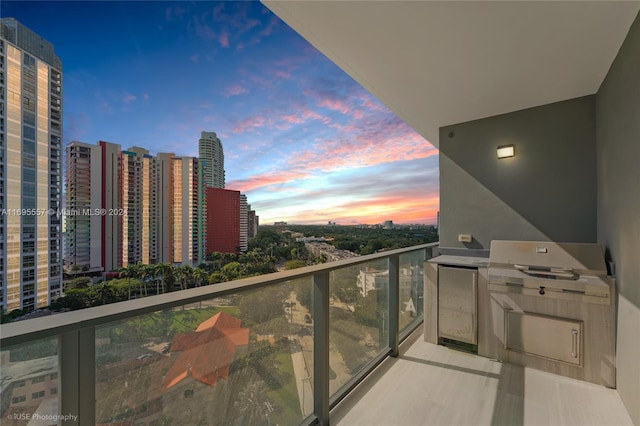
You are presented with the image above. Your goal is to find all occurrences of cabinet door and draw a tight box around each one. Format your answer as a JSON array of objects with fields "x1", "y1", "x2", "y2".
[
  {"x1": 506, "y1": 311, "x2": 582, "y2": 365},
  {"x1": 438, "y1": 266, "x2": 477, "y2": 344}
]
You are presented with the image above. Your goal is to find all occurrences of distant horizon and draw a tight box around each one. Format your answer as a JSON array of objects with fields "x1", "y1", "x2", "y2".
[
  {"x1": 266, "y1": 221, "x2": 437, "y2": 227},
  {"x1": 2, "y1": 1, "x2": 439, "y2": 224}
]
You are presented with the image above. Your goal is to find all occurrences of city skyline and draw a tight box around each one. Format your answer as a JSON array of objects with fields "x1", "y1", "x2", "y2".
[{"x1": 2, "y1": 1, "x2": 440, "y2": 225}]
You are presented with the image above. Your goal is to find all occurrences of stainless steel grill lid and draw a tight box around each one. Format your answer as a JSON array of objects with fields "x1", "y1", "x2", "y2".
[
  {"x1": 488, "y1": 240, "x2": 610, "y2": 300},
  {"x1": 489, "y1": 240, "x2": 607, "y2": 275}
]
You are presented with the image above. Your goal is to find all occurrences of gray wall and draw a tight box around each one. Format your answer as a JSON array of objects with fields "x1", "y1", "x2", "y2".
[
  {"x1": 439, "y1": 96, "x2": 597, "y2": 249},
  {"x1": 596, "y1": 12, "x2": 640, "y2": 425}
]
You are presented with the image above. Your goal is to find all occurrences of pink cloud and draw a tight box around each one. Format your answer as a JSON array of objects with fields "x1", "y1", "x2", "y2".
[
  {"x1": 281, "y1": 114, "x2": 305, "y2": 124},
  {"x1": 232, "y1": 115, "x2": 272, "y2": 134},
  {"x1": 227, "y1": 170, "x2": 310, "y2": 192},
  {"x1": 284, "y1": 121, "x2": 436, "y2": 174},
  {"x1": 194, "y1": 16, "x2": 216, "y2": 40},
  {"x1": 238, "y1": 69, "x2": 274, "y2": 89},
  {"x1": 318, "y1": 98, "x2": 351, "y2": 115},
  {"x1": 219, "y1": 31, "x2": 230, "y2": 48},
  {"x1": 225, "y1": 85, "x2": 249, "y2": 97},
  {"x1": 275, "y1": 70, "x2": 291, "y2": 79},
  {"x1": 358, "y1": 93, "x2": 387, "y2": 112},
  {"x1": 259, "y1": 16, "x2": 280, "y2": 37},
  {"x1": 122, "y1": 93, "x2": 137, "y2": 104}
]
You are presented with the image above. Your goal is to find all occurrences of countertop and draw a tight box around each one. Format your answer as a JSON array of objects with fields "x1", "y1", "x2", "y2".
[{"x1": 427, "y1": 255, "x2": 489, "y2": 268}]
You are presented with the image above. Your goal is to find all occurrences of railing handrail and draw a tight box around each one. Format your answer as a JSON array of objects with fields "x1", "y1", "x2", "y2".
[{"x1": 0, "y1": 242, "x2": 438, "y2": 347}]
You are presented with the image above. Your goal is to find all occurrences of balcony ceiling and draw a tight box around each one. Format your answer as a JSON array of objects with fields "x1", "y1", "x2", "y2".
[{"x1": 263, "y1": 1, "x2": 640, "y2": 147}]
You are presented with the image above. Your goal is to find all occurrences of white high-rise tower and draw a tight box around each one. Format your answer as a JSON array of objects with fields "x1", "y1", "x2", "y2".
[{"x1": 198, "y1": 131, "x2": 225, "y2": 188}]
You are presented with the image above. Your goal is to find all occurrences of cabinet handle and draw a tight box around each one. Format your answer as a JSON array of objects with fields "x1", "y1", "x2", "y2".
[{"x1": 571, "y1": 329, "x2": 578, "y2": 358}]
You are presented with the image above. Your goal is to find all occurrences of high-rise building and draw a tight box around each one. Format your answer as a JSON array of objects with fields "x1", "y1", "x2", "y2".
[
  {"x1": 172, "y1": 157, "x2": 205, "y2": 265},
  {"x1": 239, "y1": 194, "x2": 248, "y2": 252},
  {"x1": 1, "y1": 19, "x2": 63, "y2": 312},
  {"x1": 128, "y1": 147, "x2": 162, "y2": 266},
  {"x1": 156, "y1": 152, "x2": 174, "y2": 264},
  {"x1": 205, "y1": 187, "x2": 240, "y2": 254},
  {"x1": 247, "y1": 207, "x2": 259, "y2": 240},
  {"x1": 64, "y1": 142, "x2": 102, "y2": 275},
  {"x1": 99, "y1": 141, "x2": 122, "y2": 273},
  {"x1": 198, "y1": 131, "x2": 225, "y2": 189},
  {"x1": 121, "y1": 149, "x2": 143, "y2": 267},
  {"x1": 64, "y1": 143, "x2": 206, "y2": 273}
]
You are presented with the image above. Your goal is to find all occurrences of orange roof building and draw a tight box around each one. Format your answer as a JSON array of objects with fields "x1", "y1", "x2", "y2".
[{"x1": 161, "y1": 312, "x2": 249, "y2": 391}]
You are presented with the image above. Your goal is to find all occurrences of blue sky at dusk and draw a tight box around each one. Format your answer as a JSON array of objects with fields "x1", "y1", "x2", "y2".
[{"x1": 3, "y1": 1, "x2": 439, "y2": 225}]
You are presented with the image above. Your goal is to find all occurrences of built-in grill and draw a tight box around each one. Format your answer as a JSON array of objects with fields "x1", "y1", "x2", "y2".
[
  {"x1": 488, "y1": 240, "x2": 611, "y2": 305},
  {"x1": 485, "y1": 240, "x2": 616, "y2": 387}
]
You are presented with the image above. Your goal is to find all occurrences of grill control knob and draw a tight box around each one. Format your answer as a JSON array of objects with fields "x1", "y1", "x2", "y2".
[{"x1": 539, "y1": 286, "x2": 545, "y2": 295}]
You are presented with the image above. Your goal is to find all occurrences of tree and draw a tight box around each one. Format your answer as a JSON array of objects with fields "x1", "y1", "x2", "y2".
[
  {"x1": 182, "y1": 264, "x2": 194, "y2": 288},
  {"x1": 209, "y1": 272, "x2": 224, "y2": 284},
  {"x1": 138, "y1": 264, "x2": 153, "y2": 297},
  {"x1": 192, "y1": 267, "x2": 208, "y2": 287},
  {"x1": 66, "y1": 276, "x2": 91, "y2": 290},
  {"x1": 105, "y1": 278, "x2": 131, "y2": 301},
  {"x1": 331, "y1": 277, "x2": 359, "y2": 304},
  {"x1": 284, "y1": 260, "x2": 306, "y2": 270},
  {"x1": 119, "y1": 263, "x2": 141, "y2": 300},
  {"x1": 94, "y1": 283, "x2": 117, "y2": 305},
  {"x1": 207, "y1": 252, "x2": 224, "y2": 270},
  {"x1": 158, "y1": 263, "x2": 174, "y2": 293},
  {"x1": 239, "y1": 286, "x2": 289, "y2": 324},
  {"x1": 173, "y1": 266, "x2": 185, "y2": 291},
  {"x1": 221, "y1": 261, "x2": 243, "y2": 281},
  {"x1": 54, "y1": 288, "x2": 92, "y2": 310},
  {"x1": 174, "y1": 264, "x2": 193, "y2": 290},
  {"x1": 148, "y1": 263, "x2": 163, "y2": 295}
]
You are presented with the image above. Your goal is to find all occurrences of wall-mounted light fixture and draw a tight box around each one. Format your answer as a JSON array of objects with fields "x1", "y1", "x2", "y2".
[{"x1": 497, "y1": 144, "x2": 515, "y2": 159}]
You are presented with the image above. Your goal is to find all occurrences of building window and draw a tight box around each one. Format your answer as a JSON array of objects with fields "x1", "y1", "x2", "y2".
[
  {"x1": 31, "y1": 391, "x2": 45, "y2": 399},
  {"x1": 31, "y1": 375, "x2": 45, "y2": 384},
  {"x1": 12, "y1": 395, "x2": 26, "y2": 403}
]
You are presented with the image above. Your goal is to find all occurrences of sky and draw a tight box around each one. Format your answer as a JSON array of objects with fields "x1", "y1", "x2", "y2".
[{"x1": 2, "y1": 1, "x2": 440, "y2": 225}]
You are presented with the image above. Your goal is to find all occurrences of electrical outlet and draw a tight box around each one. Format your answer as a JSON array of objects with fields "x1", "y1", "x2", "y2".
[{"x1": 458, "y1": 234, "x2": 472, "y2": 243}]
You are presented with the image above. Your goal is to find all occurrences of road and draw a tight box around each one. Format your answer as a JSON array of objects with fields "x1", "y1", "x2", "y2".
[{"x1": 285, "y1": 291, "x2": 354, "y2": 414}]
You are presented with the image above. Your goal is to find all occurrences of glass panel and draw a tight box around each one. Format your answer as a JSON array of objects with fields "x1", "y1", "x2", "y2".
[
  {"x1": 286, "y1": 277, "x2": 315, "y2": 418},
  {"x1": 95, "y1": 279, "x2": 310, "y2": 425},
  {"x1": 0, "y1": 338, "x2": 59, "y2": 422},
  {"x1": 328, "y1": 259, "x2": 389, "y2": 396},
  {"x1": 399, "y1": 250, "x2": 425, "y2": 334}
]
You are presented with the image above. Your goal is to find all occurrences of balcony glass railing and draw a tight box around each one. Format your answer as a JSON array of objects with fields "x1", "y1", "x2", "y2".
[{"x1": 0, "y1": 242, "x2": 437, "y2": 426}]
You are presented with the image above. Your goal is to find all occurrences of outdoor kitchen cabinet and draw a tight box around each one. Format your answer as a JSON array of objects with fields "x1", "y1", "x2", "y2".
[
  {"x1": 424, "y1": 255, "x2": 488, "y2": 347},
  {"x1": 438, "y1": 266, "x2": 477, "y2": 345},
  {"x1": 486, "y1": 240, "x2": 617, "y2": 387}
]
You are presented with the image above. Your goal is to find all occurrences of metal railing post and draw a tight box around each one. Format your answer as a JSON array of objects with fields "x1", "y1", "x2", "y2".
[
  {"x1": 388, "y1": 254, "x2": 400, "y2": 357},
  {"x1": 313, "y1": 271, "x2": 330, "y2": 426},
  {"x1": 60, "y1": 327, "x2": 95, "y2": 426}
]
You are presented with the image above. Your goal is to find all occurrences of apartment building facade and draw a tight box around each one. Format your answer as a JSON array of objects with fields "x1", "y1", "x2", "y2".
[
  {"x1": 64, "y1": 144, "x2": 205, "y2": 275},
  {"x1": 171, "y1": 156, "x2": 205, "y2": 266},
  {"x1": 204, "y1": 187, "x2": 240, "y2": 254},
  {"x1": 198, "y1": 131, "x2": 225, "y2": 189},
  {"x1": 239, "y1": 194, "x2": 248, "y2": 252},
  {"x1": 64, "y1": 142, "x2": 102, "y2": 274},
  {"x1": 0, "y1": 18, "x2": 63, "y2": 312}
]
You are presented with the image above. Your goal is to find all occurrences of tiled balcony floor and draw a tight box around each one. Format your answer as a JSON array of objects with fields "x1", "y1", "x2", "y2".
[{"x1": 332, "y1": 332, "x2": 632, "y2": 426}]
